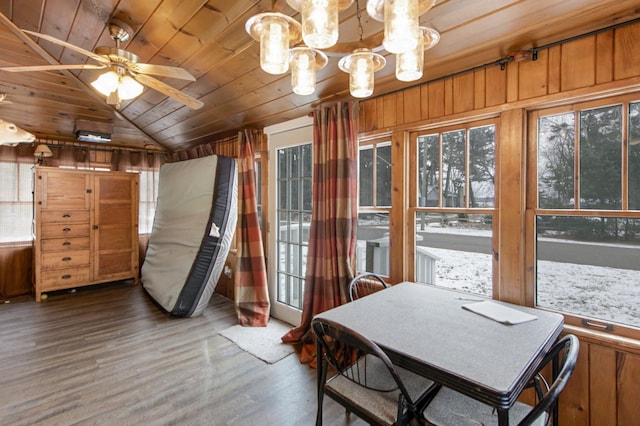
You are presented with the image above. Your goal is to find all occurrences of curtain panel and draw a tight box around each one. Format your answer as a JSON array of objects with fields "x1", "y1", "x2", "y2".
[
  {"x1": 234, "y1": 129, "x2": 270, "y2": 326},
  {"x1": 282, "y1": 101, "x2": 359, "y2": 365}
]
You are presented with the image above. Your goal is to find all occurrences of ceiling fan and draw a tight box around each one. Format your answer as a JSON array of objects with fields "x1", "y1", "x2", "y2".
[{"x1": 0, "y1": 19, "x2": 203, "y2": 110}]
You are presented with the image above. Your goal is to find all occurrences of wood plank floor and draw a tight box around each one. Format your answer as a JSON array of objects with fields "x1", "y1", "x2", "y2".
[{"x1": 0, "y1": 282, "x2": 366, "y2": 425}]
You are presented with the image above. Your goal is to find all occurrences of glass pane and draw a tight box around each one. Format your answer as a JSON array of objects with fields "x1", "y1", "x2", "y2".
[
  {"x1": 376, "y1": 144, "x2": 392, "y2": 207},
  {"x1": 301, "y1": 212, "x2": 312, "y2": 244},
  {"x1": 301, "y1": 144, "x2": 313, "y2": 177},
  {"x1": 278, "y1": 178, "x2": 287, "y2": 210},
  {"x1": 277, "y1": 272, "x2": 288, "y2": 304},
  {"x1": 536, "y1": 215, "x2": 640, "y2": 328},
  {"x1": 417, "y1": 134, "x2": 439, "y2": 207},
  {"x1": 415, "y1": 212, "x2": 493, "y2": 296},
  {"x1": 278, "y1": 148, "x2": 288, "y2": 179},
  {"x1": 290, "y1": 145, "x2": 300, "y2": 178},
  {"x1": 538, "y1": 113, "x2": 575, "y2": 209},
  {"x1": 356, "y1": 212, "x2": 390, "y2": 275},
  {"x1": 359, "y1": 147, "x2": 374, "y2": 206},
  {"x1": 255, "y1": 160, "x2": 262, "y2": 205},
  {"x1": 290, "y1": 177, "x2": 300, "y2": 211},
  {"x1": 629, "y1": 102, "x2": 640, "y2": 210},
  {"x1": 302, "y1": 177, "x2": 312, "y2": 211},
  {"x1": 278, "y1": 242, "x2": 287, "y2": 272},
  {"x1": 442, "y1": 130, "x2": 466, "y2": 207},
  {"x1": 469, "y1": 125, "x2": 495, "y2": 208},
  {"x1": 18, "y1": 163, "x2": 33, "y2": 202},
  {"x1": 579, "y1": 105, "x2": 622, "y2": 209}
]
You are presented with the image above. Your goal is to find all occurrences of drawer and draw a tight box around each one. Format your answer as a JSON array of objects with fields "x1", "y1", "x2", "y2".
[
  {"x1": 40, "y1": 237, "x2": 90, "y2": 252},
  {"x1": 41, "y1": 250, "x2": 90, "y2": 270},
  {"x1": 41, "y1": 223, "x2": 90, "y2": 239},
  {"x1": 40, "y1": 210, "x2": 90, "y2": 223},
  {"x1": 40, "y1": 267, "x2": 90, "y2": 289}
]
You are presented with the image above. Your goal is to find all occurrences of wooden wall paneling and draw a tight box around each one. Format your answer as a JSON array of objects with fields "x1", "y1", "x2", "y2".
[
  {"x1": 383, "y1": 92, "x2": 402, "y2": 128},
  {"x1": 613, "y1": 22, "x2": 640, "y2": 80},
  {"x1": 547, "y1": 45, "x2": 562, "y2": 94},
  {"x1": 444, "y1": 78, "x2": 453, "y2": 116},
  {"x1": 359, "y1": 99, "x2": 376, "y2": 133},
  {"x1": 376, "y1": 98, "x2": 385, "y2": 130},
  {"x1": 561, "y1": 36, "x2": 597, "y2": 92},
  {"x1": 403, "y1": 86, "x2": 422, "y2": 124},
  {"x1": 420, "y1": 84, "x2": 429, "y2": 120},
  {"x1": 452, "y1": 72, "x2": 475, "y2": 114},
  {"x1": 617, "y1": 351, "x2": 640, "y2": 424},
  {"x1": 588, "y1": 344, "x2": 618, "y2": 425},
  {"x1": 428, "y1": 80, "x2": 445, "y2": 118},
  {"x1": 596, "y1": 31, "x2": 614, "y2": 84},
  {"x1": 496, "y1": 108, "x2": 525, "y2": 303},
  {"x1": 0, "y1": 245, "x2": 32, "y2": 298},
  {"x1": 506, "y1": 61, "x2": 519, "y2": 103},
  {"x1": 558, "y1": 337, "x2": 590, "y2": 424},
  {"x1": 485, "y1": 64, "x2": 507, "y2": 106},
  {"x1": 518, "y1": 47, "x2": 549, "y2": 100},
  {"x1": 473, "y1": 69, "x2": 486, "y2": 110}
]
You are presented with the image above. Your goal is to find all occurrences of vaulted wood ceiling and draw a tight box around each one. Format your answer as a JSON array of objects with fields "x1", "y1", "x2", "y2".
[{"x1": 0, "y1": 0, "x2": 639, "y2": 153}]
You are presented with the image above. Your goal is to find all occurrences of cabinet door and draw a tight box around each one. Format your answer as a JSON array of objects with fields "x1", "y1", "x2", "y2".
[
  {"x1": 92, "y1": 173, "x2": 139, "y2": 281},
  {"x1": 36, "y1": 168, "x2": 91, "y2": 210}
]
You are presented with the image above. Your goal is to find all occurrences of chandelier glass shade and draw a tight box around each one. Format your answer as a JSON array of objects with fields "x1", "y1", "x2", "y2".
[
  {"x1": 246, "y1": 0, "x2": 439, "y2": 97},
  {"x1": 396, "y1": 26, "x2": 440, "y2": 81},
  {"x1": 290, "y1": 46, "x2": 328, "y2": 95}
]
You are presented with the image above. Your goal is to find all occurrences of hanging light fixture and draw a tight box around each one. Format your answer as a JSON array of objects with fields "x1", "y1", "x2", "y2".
[
  {"x1": 91, "y1": 66, "x2": 144, "y2": 108},
  {"x1": 339, "y1": 48, "x2": 386, "y2": 98},
  {"x1": 245, "y1": 0, "x2": 439, "y2": 98},
  {"x1": 246, "y1": 12, "x2": 302, "y2": 75},
  {"x1": 366, "y1": 0, "x2": 436, "y2": 53},
  {"x1": 290, "y1": 46, "x2": 328, "y2": 95},
  {"x1": 286, "y1": 0, "x2": 355, "y2": 49},
  {"x1": 396, "y1": 26, "x2": 439, "y2": 81}
]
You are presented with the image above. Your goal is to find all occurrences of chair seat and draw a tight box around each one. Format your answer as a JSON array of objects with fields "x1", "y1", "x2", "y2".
[
  {"x1": 423, "y1": 387, "x2": 547, "y2": 426},
  {"x1": 327, "y1": 355, "x2": 436, "y2": 426}
]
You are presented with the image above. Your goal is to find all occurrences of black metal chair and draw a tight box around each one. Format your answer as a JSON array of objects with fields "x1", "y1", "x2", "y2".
[
  {"x1": 348, "y1": 272, "x2": 389, "y2": 302},
  {"x1": 422, "y1": 334, "x2": 580, "y2": 426},
  {"x1": 312, "y1": 317, "x2": 439, "y2": 426}
]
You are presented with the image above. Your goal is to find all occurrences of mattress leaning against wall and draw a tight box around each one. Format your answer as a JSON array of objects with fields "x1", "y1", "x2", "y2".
[{"x1": 141, "y1": 155, "x2": 238, "y2": 317}]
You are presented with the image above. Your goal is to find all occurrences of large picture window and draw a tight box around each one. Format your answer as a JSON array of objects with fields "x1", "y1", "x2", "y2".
[
  {"x1": 411, "y1": 121, "x2": 497, "y2": 296},
  {"x1": 531, "y1": 97, "x2": 640, "y2": 332}
]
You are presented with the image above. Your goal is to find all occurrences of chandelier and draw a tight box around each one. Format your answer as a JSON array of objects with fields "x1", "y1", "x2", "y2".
[{"x1": 245, "y1": 0, "x2": 440, "y2": 98}]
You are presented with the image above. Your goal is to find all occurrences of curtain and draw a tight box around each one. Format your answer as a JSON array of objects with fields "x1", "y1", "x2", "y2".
[
  {"x1": 234, "y1": 129, "x2": 270, "y2": 326},
  {"x1": 281, "y1": 101, "x2": 359, "y2": 365}
]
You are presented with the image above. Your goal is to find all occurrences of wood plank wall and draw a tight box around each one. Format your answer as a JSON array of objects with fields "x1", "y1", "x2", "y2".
[{"x1": 358, "y1": 21, "x2": 640, "y2": 426}]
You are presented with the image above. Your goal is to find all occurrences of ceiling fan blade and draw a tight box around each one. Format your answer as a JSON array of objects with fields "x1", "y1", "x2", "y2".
[
  {"x1": 132, "y1": 73, "x2": 203, "y2": 110},
  {"x1": 128, "y1": 63, "x2": 196, "y2": 81},
  {"x1": 23, "y1": 29, "x2": 110, "y2": 65},
  {"x1": 0, "y1": 64, "x2": 107, "y2": 72}
]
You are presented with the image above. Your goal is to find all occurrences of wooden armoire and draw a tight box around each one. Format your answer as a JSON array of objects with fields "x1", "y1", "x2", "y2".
[{"x1": 33, "y1": 166, "x2": 139, "y2": 301}]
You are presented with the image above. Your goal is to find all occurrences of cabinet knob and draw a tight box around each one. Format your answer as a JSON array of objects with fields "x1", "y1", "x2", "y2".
[
  {"x1": 62, "y1": 257, "x2": 71, "y2": 261},
  {"x1": 63, "y1": 228, "x2": 71, "y2": 232},
  {"x1": 62, "y1": 241, "x2": 71, "y2": 246},
  {"x1": 61, "y1": 274, "x2": 71, "y2": 279},
  {"x1": 62, "y1": 213, "x2": 71, "y2": 218},
  {"x1": 93, "y1": 225, "x2": 99, "y2": 230}
]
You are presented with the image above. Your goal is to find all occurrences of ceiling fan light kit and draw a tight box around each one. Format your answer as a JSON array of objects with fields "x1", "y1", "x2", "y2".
[
  {"x1": 246, "y1": 0, "x2": 440, "y2": 98},
  {"x1": 0, "y1": 20, "x2": 204, "y2": 112}
]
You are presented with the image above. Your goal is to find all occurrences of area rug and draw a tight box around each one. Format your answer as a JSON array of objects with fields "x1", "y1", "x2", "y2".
[{"x1": 219, "y1": 318, "x2": 295, "y2": 364}]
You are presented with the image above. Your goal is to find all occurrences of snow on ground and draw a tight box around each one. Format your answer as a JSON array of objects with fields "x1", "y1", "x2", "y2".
[{"x1": 424, "y1": 247, "x2": 640, "y2": 329}]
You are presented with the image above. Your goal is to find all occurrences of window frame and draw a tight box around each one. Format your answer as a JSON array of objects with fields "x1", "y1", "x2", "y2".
[{"x1": 526, "y1": 93, "x2": 640, "y2": 340}]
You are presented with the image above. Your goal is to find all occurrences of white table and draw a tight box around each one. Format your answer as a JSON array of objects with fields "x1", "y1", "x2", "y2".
[{"x1": 314, "y1": 282, "x2": 564, "y2": 425}]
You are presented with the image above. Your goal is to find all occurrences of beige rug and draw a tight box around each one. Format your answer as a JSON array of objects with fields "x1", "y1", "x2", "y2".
[{"x1": 219, "y1": 318, "x2": 295, "y2": 364}]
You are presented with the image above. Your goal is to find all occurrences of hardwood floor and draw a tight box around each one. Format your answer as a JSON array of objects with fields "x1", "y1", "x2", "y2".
[{"x1": 0, "y1": 282, "x2": 366, "y2": 425}]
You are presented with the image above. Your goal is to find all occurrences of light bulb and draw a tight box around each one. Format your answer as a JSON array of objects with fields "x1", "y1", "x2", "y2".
[
  {"x1": 301, "y1": 0, "x2": 338, "y2": 49},
  {"x1": 383, "y1": 0, "x2": 419, "y2": 54},
  {"x1": 260, "y1": 16, "x2": 290, "y2": 74}
]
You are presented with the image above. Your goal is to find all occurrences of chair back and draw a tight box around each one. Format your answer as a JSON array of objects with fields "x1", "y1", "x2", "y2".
[
  {"x1": 348, "y1": 273, "x2": 388, "y2": 301},
  {"x1": 312, "y1": 317, "x2": 418, "y2": 402},
  {"x1": 519, "y1": 334, "x2": 580, "y2": 426}
]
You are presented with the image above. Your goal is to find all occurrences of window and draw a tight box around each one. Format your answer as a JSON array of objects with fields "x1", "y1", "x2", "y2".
[
  {"x1": 0, "y1": 161, "x2": 33, "y2": 243},
  {"x1": 531, "y1": 97, "x2": 640, "y2": 332},
  {"x1": 275, "y1": 143, "x2": 312, "y2": 310},
  {"x1": 411, "y1": 121, "x2": 497, "y2": 296},
  {"x1": 138, "y1": 170, "x2": 159, "y2": 234},
  {"x1": 357, "y1": 140, "x2": 391, "y2": 276}
]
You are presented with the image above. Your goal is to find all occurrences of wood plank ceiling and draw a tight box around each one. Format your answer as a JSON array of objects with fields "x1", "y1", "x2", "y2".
[{"x1": 0, "y1": 0, "x2": 639, "y2": 153}]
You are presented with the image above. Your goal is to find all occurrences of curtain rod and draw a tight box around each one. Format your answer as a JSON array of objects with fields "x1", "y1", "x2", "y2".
[{"x1": 381, "y1": 16, "x2": 640, "y2": 97}]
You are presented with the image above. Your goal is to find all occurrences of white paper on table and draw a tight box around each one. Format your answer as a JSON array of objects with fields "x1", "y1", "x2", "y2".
[{"x1": 462, "y1": 300, "x2": 538, "y2": 325}]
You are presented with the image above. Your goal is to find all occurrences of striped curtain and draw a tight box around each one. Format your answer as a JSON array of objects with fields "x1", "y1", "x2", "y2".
[
  {"x1": 235, "y1": 129, "x2": 270, "y2": 326},
  {"x1": 281, "y1": 101, "x2": 359, "y2": 364}
]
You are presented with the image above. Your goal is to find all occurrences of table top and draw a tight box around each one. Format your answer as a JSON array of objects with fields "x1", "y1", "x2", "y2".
[{"x1": 314, "y1": 282, "x2": 564, "y2": 409}]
